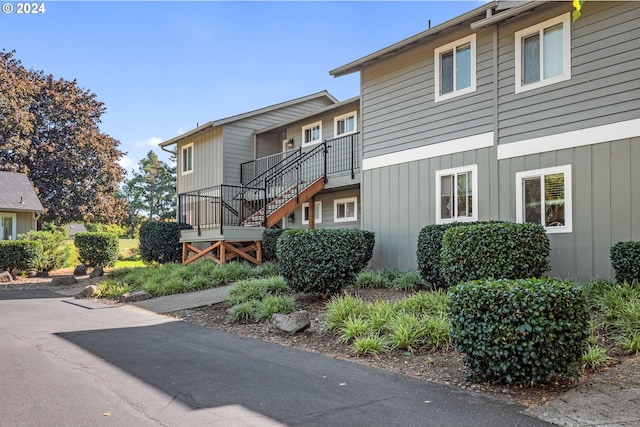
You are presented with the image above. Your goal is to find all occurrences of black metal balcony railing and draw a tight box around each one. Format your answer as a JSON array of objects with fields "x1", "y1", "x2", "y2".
[{"x1": 178, "y1": 132, "x2": 360, "y2": 234}]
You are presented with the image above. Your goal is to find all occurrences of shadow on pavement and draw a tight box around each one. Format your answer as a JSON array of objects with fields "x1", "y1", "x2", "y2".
[
  {"x1": 56, "y1": 321, "x2": 552, "y2": 427},
  {"x1": 0, "y1": 289, "x2": 64, "y2": 300}
]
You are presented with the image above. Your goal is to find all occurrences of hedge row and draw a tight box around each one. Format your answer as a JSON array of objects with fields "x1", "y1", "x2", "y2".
[
  {"x1": 0, "y1": 240, "x2": 42, "y2": 272},
  {"x1": 418, "y1": 221, "x2": 550, "y2": 289},
  {"x1": 610, "y1": 241, "x2": 640, "y2": 285}
]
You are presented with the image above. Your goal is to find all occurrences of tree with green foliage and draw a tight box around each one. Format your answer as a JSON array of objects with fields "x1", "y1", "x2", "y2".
[
  {"x1": 0, "y1": 50, "x2": 127, "y2": 224},
  {"x1": 123, "y1": 151, "x2": 176, "y2": 221}
]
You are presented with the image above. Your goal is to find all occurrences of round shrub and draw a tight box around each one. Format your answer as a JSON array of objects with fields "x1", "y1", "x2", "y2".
[
  {"x1": 449, "y1": 278, "x2": 589, "y2": 385},
  {"x1": 610, "y1": 241, "x2": 640, "y2": 285},
  {"x1": 276, "y1": 229, "x2": 375, "y2": 295},
  {"x1": 417, "y1": 223, "x2": 459, "y2": 289},
  {"x1": 262, "y1": 228, "x2": 285, "y2": 261},
  {"x1": 440, "y1": 222, "x2": 550, "y2": 287},
  {"x1": 0, "y1": 240, "x2": 42, "y2": 272},
  {"x1": 74, "y1": 232, "x2": 118, "y2": 268},
  {"x1": 139, "y1": 221, "x2": 191, "y2": 264}
]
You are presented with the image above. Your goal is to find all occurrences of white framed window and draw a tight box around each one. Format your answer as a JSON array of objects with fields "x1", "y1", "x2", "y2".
[
  {"x1": 302, "y1": 201, "x2": 322, "y2": 225},
  {"x1": 302, "y1": 121, "x2": 322, "y2": 146},
  {"x1": 181, "y1": 143, "x2": 193, "y2": 175},
  {"x1": 0, "y1": 213, "x2": 17, "y2": 240},
  {"x1": 515, "y1": 13, "x2": 571, "y2": 93},
  {"x1": 434, "y1": 34, "x2": 476, "y2": 102},
  {"x1": 516, "y1": 164, "x2": 572, "y2": 233},
  {"x1": 334, "y1": 197, "x2": 357, "y2": 223},
  {"x1": 435, "y1": 164, "x2": 478, "y2": 223},
  {"x1": 334, "y1": 111, "x2": 357, "y2": 137}
]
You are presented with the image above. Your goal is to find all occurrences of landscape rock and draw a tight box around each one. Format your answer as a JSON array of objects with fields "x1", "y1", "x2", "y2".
[
  {"x1": 34, "y1": 271, "x2": 49, "y2": 278},
  {"x1": 0, "y1": 271, "x2": 13, "y2": 283},
  {"x1": 271, "y1": 310, "x2": 311, "y2": 334},
  {"x1": 51, "y1": 275, "x2": 78, "y2": 287},
  {"x1": 76, "y1": 285, "x2": 98, "y2": 298},
  {"x1": 73, "y1": 264, "x2": 87, "y2": 276},
  {"x1": 90, "y1": 267, "x2": 104, "y2": 278},
  {"x1": 120, "y1": 290, "x2": 152, "y2": 303}
]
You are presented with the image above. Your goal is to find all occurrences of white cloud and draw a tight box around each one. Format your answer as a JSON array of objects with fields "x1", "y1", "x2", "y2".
[
  {"x1": 118, "y1": 155, "x2": 136, "y2": 173},
  {"x1": 134, "y1": 136, "x2": 163, "y2": 148}
]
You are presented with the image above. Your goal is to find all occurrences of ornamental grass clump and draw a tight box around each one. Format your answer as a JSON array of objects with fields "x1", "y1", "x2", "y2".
[{"x1": 449, "y1": 278, "x2": 589, "y2": 386}]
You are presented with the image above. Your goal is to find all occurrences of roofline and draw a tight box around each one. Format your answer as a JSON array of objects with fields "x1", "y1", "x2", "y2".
[
  {"x1": 255, "y1": 96, "x2": 360, "y2": 135},
  {"x1": 159, "y1": 90, "x2": 339, "y2": 148},
  {"x1": 329, "y1": 1, "x2": 497, "y2": 78}
]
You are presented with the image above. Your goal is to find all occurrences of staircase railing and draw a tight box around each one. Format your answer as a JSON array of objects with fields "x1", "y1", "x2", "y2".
[
  {"x1": 262, "y1": 142, "x2": 327, "y2": 225},
  {"x1": 240, "y1": 149, "x2": 301, "y2": 186}
]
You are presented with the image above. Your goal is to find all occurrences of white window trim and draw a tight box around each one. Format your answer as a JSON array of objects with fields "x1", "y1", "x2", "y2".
[
  {"x1": 302, "y1": 201, "x2": 322, "y2": 225},
  {"x1": 181, "y1": 143, "x2": 194, "y2": 176},
  {"x1": 0, "y1": 212, "x2": 17, "y2": 240},
  {"x1": 302, "y1": 121, "x2": 322, "y2": 147},
  {"x1": 515, "y1": 13, "x2": 571, "y2": 94},
  {"x1": 334, "y1": 197, "x2": 358, "y2": 223},
  {"x1": 334, "y1": 111, "x2": 358, "y2": 137},
  {"x1": 434, "y1": 34, "x2": 477, "y2": 103},
  {"x1": 435, "y1": 164, "x2": 478, "y2": 224},
  {"x1": 515, "y1": 164, "x2": 572, "y2": 234}
]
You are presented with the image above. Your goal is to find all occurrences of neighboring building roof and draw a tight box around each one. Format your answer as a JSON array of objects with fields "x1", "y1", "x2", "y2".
[
  {"x1": 255, "y1": 96, "x2": 360, "y2": 135},
  {"x1": 0, "y1": 172, "x2": 45, "y2": 213},
  {"x1": 159, "y1": 90, "x2": 339, "y2": 149},
  {"x1": 66, "y1": 223, "x2": 87, "y2": 236},
  {"x1": 329, "y1": 1, "x2": 540, "y2": 77}
]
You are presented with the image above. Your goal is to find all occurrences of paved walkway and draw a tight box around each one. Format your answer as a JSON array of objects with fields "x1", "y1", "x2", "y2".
[{"x1": 55, "y1": 285, "x2": 640, "y2": 427}]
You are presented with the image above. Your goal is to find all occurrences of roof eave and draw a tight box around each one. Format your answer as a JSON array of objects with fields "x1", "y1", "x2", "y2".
[{"x1": 329, "y1": 1, "x2": 498, "y2": 78}]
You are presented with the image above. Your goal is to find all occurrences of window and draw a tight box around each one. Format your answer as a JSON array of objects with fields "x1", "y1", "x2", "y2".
[
  {"x1": 434, "y1": 34, "x2": 476, "y2": 102},
  {"x1": 302, "y1": 121, "x2": 322, "y2": 146},
  {"x1": 515, "y1": 13, "x2": 571, "y2": 93},
  {"x1": 181, "y1": 143, "x2": 193, "y2": 175},
  {"x1": 302, "y1": 201, "x2": 322, "y2": 224},
  {"x1": 435, "y1": 165, "x2": 478, "y2": 223},
  {"x1": 0, "y1": 213, "x2": 16, "y2": 240},
  {"x1": 334, "y1": 197, "x2": 357, "y2": 222},
  {"x1": 334, "y1": 111, "x2": 357, "y2": 137},
  {"x1": 516, "y1": 165, "x2": 572, "y2": 233}
]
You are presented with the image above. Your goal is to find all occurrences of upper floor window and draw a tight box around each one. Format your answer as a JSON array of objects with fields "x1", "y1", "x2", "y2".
[
  {"x1": 334, "y1": 197, "x2": 357, "y2": 222},
  {"x1": 334, "y1": 111, "x2": 357, "y2": 137},
  {"x1": 434, "y1": 34, "x2": 476, "y2": 102},
  {"x1": 182, "y1": 143, "x2": 193, "y2": 175},
  {"x1": 515, "y1": 13, "x2": 571, "y2": 93},
  {"x1": 302, "y1": 121, "x2": 322, "y2": 146},
  {"x1": 516, "y1": 165, "x2": 572, "y2": 233},
  {"x1": 435, "y1": 165, "x2": 478, "y2": 223},
  {"x1": 302, "y1": 201, "x2": 322, "y2": 225}
]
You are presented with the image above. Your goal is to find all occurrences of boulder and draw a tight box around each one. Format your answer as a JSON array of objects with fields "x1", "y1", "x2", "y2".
[
  {"x1": 73, "y1": 264, "x2": 87, "y2": 276},
  {"x1": 271, "y1": 310, "x2": 311, "y2": 334},
  {"x1": 90, "y1": 267, "x2": 104, "y2": 278},
  {"x1": 76, "y1": 285, "x2": 98, "y2": 298},
  {"x1": 0, "y1": 271, "x2": 13, "y2": 283},
  {"x1": 34, "y1": 271, "x2": 49, "y2": 278},
  {"x1": 120, "y1": 290, "x2": 152, "y2": 303},
  {"x1": 51, "y1": 275, "x2": 78, "y2": 287}
]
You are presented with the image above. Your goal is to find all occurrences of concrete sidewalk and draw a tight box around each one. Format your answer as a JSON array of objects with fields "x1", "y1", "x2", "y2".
[{"x1": 54, "y1": 285, "x2": 640, "y2": 427}]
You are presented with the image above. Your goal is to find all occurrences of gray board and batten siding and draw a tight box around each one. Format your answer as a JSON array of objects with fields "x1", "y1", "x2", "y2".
[
  {"x1": 171, "y1": 92, "x2": 337, "y2": 194},
  {"x1": 353, "y1": 1, "x2": 640, "y2": 281},
  {"x1": 285, "y1": 187, "x2": 361, "y2": 231}
]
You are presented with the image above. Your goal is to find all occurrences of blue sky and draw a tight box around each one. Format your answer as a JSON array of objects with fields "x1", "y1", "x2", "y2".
[{"x1": 2, "y1": 1, "x2": 482, "y2": 174}]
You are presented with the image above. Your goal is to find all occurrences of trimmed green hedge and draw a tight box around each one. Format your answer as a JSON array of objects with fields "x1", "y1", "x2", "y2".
[
  {"x1": 449, "y1": 278, "x2": 589, "y2": 385},
  {"x1": 262, "y1": 228, "x2": 285, "y2": 261},
  {"x1": 75, "y1": 232, "x2": 118, "y2": 267},
  {"x1": 440, "y1": 222, "x2": 550, "y2": 287},
  {"x1": 276, "y1": 228, "x2": 374, "y2": 295},
  {"x1": 139, "y1": 221, "x2": 189, "y2": 264},
  {"x1": 417, "y1": 223, "x2": 460, "y2": 289},
  {"x1": 610, "y1": 241, "x2": 640, "y2": 284},
  {"x1": 19, "y1": 230, "x2": 71, "y2": 272},
  {"x1": 0, "y1": 240, "x2": 42, "y2": 272}
]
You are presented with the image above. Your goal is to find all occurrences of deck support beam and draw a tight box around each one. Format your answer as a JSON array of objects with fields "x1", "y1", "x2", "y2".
[{"x1": 182, "y1": 240, "x2": 262, "y2": 266}]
